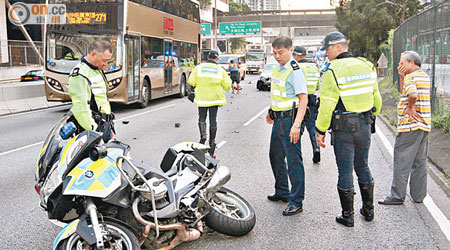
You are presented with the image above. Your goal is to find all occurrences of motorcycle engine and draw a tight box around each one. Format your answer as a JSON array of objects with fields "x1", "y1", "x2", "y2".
[{"x1": 140, "y1": 177, "x2": 168, "y2": 201}]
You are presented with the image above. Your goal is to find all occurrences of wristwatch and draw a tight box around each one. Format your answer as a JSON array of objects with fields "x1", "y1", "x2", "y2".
[{"x1": 293, "y1": 123, "x2": 301, "y2": 128}]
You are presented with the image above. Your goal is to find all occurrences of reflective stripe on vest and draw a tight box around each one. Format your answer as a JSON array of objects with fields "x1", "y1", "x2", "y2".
[
  {"x1": 193, "y1": 62, "x2": 229, "y2": 107},
  {"x1": 298, "y1": 63, "x2": 320, "y2": 94},
  {"x1": 331, "y1": 58, "x2": 377, "y2": 112},
  {"x1": 270, "y1": 64, "x2": 298, "y2": 111}
]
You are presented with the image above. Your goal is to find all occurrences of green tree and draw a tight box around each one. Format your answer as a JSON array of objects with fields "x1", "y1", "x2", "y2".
[
  {"x1": 335, "y1": 0, "x2": 422, "y2": 62},
  {"x1": 227, "y1": 1, "x2": 251, "y2": 52},
  {"x1": 199, "y1": 0, "x2": 211, "y2": 9},
  {"x1": 229, "y1": 1, "x2": 251, "y2": 12}
]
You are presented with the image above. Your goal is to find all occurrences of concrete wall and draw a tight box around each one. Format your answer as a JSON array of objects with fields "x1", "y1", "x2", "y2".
[
  {"x1": 0, "y1": 81, "x2": 67, "y2": 116},
  {"x1": 0, "y1": 65, "x2": 43, "y2": 81}
]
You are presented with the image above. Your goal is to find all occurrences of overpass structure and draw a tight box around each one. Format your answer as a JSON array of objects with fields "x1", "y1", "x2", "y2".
[
  {"x1": 202, "y1": 9, "x2": 337, "y2": 49},
  {"x1": 216, "y1": 9, "x2": 336, "y2": 28}
]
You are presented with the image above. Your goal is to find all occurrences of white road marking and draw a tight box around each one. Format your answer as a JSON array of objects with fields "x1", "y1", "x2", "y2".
[
  {"x1": 216, "y1": 141, "x2": 227, "y2": 149},
  {"x1": 0, "y1": 104, "x2": 176, "y2": 157},
  {"x1": 116, "y1": 104, "x2": 176, "y2": 121},
  {"x1": 376, "y1": 124, "x2": 450, "y2": 242},
  {"x1": 0, "y1": 105, "x2": 71, "y2": 119},
  {"x1": 244, "y1": 105, "x2": 270, "y2": 126},
  {"x1": 0, "y1": 141, "x2": 43, "y2": 157}
]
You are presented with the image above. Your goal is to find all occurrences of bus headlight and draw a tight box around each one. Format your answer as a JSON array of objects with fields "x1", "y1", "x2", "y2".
[
  {"x1": 47, "y1": 77, "x2": 63, "y2": 91},
  {"x1": 108, "y1": 78, "x2": 122, "y2": 91}
]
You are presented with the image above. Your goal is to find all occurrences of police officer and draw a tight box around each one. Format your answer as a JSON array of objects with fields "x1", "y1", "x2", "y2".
[
  {"x1": 188, "y1": 50, "x2": 232, "y2": 155},
  {"x1": 293, "y1": 46, "x2": 321, "y2": 163},
  {"x1": 266, "y1": 36, "x2": 308, "y2": 216},
  {"x1": 68, "y1": 40, "x2": 114, "y2": 142},
  {"x1": 316, "y1": 32, "x2": 382, "y2": 227}
]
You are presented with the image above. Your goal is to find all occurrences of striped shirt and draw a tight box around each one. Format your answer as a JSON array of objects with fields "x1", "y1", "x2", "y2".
[{"x1": 397, "y1": 69, "x2": 431, "y2": 133}]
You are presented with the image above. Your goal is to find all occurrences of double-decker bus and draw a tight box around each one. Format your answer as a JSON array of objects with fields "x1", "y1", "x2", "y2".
[{"x1": 45, "y1": 0, "x2": 200, "y2": 108}]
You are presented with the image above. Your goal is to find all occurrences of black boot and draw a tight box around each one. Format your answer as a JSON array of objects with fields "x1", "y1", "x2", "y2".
[
  {"x1": 336, "y1": 187, "x2": 354, "y2": 227},
  {"x1": 198, "y1": 122, "x2": 207, "y2": 144},
  {"x1": 359, "y1": 181, "x2": 374, "y2": 221},
  {"x1": 208, "y1": 127, "x2": 217, "y2": 156}
]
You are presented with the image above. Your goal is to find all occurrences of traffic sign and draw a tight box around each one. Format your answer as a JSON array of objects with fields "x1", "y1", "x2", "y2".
[
  {"x1": 219, "y1": 21, "x2": 261, "y2": 34},
  {"x1": 201, "y1": 23, "x2": 211, "y2": 35}
]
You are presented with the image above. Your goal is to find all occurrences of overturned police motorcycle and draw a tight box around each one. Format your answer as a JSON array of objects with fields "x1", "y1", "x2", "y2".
[{"x1": 35, "y1": 115, "x2": 256, "y2": 250}]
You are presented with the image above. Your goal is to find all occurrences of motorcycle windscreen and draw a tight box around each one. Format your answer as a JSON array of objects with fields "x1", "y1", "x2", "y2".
[
  {"x1": 56, "y1": 130, "x2": 102, "y2": 179},
  {"x1": 62, "y1": 148, "x2": 124, "y2": 198}
]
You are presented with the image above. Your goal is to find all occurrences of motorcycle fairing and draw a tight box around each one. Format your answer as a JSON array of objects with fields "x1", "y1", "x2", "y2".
[
  {"x1": 36, "y1": 144, "x2": 48, "y2": 180},
  {"x1": 51, "y1": 214, "x2": 96, "y2": 250},
  {"x1": 62, "y1": 148, "x2": 123, "y2": 198},
  {"x1": 56, "y1": 136, "x2": 78, "y2": 178},
  {"x1": 51, "y1": 219, "x2": 79, "y2": 250}
]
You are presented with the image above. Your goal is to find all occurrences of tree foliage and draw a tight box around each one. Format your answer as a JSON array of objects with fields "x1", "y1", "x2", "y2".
[
  {"x1": 335, "y1": 0, "x2": 422, "y2": 62},
  {"x1": 228, "y1": 1, "x2": 251, "y2": 52},
  {"x1": 229, "y1": 0, "x2": 251, "y2": 13},
  {"x1": 199, "y1": 0, "x2": 211, "y2": 10}
]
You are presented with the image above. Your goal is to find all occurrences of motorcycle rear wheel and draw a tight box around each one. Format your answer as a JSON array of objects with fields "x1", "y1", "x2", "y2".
[
  {"x1": 58, "y1": 221, "x2": 139, "y2": 250},
  {"x1": 205, "y1": 187, "x2": 256, "y2": 237}
]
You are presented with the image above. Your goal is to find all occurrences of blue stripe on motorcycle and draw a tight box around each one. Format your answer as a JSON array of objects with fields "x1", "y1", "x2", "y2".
[{"x1": 97, "y1": 165, "x2": 120, "y2": 188}]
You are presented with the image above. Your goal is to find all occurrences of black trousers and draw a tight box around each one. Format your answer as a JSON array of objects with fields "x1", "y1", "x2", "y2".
[{"x1": 198, "y1": 106, "x2": 218, "y2": 128}]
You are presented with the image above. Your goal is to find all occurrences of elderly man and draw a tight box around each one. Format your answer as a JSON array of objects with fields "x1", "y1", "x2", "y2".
[{"x1": 379, "y1": 51, "x2": 432, "y2": 205}]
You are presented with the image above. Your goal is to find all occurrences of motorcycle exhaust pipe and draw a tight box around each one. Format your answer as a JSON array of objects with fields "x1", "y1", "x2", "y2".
[{"x1": 204, "y1": 166, "x2": 231, "y2": 200}]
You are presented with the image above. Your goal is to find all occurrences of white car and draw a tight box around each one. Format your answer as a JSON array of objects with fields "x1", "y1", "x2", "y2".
[{"x1": 256, "y1": 57, "x2": 277, "y2": 91}]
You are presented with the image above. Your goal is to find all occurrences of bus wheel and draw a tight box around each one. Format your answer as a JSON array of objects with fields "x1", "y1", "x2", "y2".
[
  {"x1": 178, "y1": 75, "x2": 186, "y2": 98},
  {"x1": 139, "y1": 79, "x2": 150, "y2": 108}
]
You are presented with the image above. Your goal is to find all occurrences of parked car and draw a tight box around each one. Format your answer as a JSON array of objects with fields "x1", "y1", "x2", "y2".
[
  {"x1": 256, "y1": 57, "x2": 277, "y2": 91},
  {"x1": 20, "y1": 70, "x2": 44, "y2": 82}
]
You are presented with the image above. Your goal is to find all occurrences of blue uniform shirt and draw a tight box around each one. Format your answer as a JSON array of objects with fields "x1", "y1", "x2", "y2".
[{"x1": 276, "y1": 58, "x2": 308, "y2": 98}]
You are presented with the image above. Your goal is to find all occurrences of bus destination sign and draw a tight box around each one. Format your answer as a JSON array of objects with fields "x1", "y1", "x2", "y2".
[{"x1": 66, "y1": 12, "x2": 107, "y2": 24}]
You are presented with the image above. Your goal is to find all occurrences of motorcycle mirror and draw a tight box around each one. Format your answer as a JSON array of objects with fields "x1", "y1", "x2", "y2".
[{"x1": 89, "y1": 145, "x2": 108, "y2": 161}]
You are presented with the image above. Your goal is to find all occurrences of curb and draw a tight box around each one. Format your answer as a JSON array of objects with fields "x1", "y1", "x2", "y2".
[
  {"x1": 0, "y1": 82, "x2": 69, "y2": 116},
  {"x1": 378, "y1": 114, "x2": 450, "y2": 198}
]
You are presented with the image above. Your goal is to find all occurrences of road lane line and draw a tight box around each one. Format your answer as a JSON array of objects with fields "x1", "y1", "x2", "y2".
[
  {"x1": 216, "y1": 141, "x2": 227, "y2": 149},
  {"x1": 244, "y1": 105, "x2": 270, "y2": 127},
  {"x1": 0, "y1": 105, "x2": 71, "y2": 119},
  {"x1": 0, "y1": 141, "x2": 43, "y2": 157},
  {"x1": 116, "y1": 104, "x2": 176, "y2": 121},
  {"x1": 0, "y1": 104, "x2": 176, "y2": 157},
  {"x1": 376, "y1": 124, "x2": 450, "y2": 241}
]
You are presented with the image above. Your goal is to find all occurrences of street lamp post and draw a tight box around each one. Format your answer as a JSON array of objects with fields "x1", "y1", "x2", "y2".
[
  {"x1": 279, "y1": 0, "x2": 282, "y2": 35},
  {"x1": 214, "y1": 0, "x2": 218, "y2": 50}
]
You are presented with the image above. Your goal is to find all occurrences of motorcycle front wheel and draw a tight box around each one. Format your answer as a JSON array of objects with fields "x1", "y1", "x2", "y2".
[
  {"x1": 205, "y1": 187, "x2": 256, "y2": 237},
  {"x1": 58, "y1": 221, "x2": 139, "y2": 250}
]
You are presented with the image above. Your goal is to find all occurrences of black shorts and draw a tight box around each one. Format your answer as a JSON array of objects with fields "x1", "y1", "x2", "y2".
[{"x1": 230, "y1": 71, "x2": 240, "y2": 83}]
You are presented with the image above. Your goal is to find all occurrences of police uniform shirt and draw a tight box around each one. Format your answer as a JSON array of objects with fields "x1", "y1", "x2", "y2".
[{"x1": 276, "y1": 58, "x2": 308, "y2": 98}]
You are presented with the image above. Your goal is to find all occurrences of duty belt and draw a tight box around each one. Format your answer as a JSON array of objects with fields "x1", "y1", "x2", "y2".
[{"x1": 269, "y1": 108, "x2": 297, "y2": 119}]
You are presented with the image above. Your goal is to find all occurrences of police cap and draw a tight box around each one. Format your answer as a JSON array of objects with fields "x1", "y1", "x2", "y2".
[
  {"x1": 207, "y1": 50, "x2": 219, "y2": 59},
  {"x1": 320, "y1": 31, "x2": 347, "y2": 51},
  {"x1": 293, "y1": 46, "x2": 306, "y2": 56}
]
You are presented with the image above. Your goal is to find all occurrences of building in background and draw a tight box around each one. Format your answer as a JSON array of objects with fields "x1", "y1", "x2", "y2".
[
  {"x1": 234, "y1": 0, "x2": 280, "y2": 11},
  {"x1": 200, "y1": 0, "x2": 229, "y2": 51}
]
